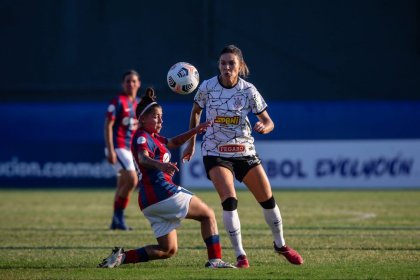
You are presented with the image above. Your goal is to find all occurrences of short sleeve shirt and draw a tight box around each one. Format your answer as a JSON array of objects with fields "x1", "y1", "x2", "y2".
[
  {"x1": 105, "y1": 94, "x2": 139, "y2": 149},
  {"x1": 194, "y1": 76, "x2": 267, "y2": 157}
]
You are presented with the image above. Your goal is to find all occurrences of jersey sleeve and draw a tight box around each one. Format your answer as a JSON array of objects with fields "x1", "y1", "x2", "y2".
[
  {"x1": 134, "y1": 131, "x2": 155, "y2": 156},
  {"x1": 249, "y1": 86, "x2": 268, "y2": 114},
  {"x1": 194, "y1": 81, "x2": 208, "y2": 109},
  {"x1": 106, "y1": 97, "x2": 119, "y2": 121}
]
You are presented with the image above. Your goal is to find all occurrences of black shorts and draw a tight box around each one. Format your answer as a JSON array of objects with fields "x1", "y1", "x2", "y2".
[{"x1": 203, "y1": 155, "x2": 262, "y2": 182}]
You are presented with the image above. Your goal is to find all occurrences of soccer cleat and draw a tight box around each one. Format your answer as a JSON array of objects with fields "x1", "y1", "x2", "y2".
[
  {"x1": 273, "y1": 242, "x2": 304, "y2": 265},
  {"x1": 205, "y1": 258, "x2": 236, "y2": 269},
  {"x1": 97, "y1": 247, "x2": 125, "y2": 268},
  {"x1": 235, "y1": 255, "x2": 249, "y2": 268},
  {"x1": 110, "y1": 215, "x2": 133, "y2": 231}
]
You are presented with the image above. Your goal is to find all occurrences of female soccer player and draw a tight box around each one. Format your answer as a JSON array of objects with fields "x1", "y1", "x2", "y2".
[
  {"x1": 104, "y1": 70, "x2": 141, "y2": 230},
  {"x1": 98, "y1": 89, "x2": 235, "y2": 269},
  {"x1": 182, "y1": 45, "x2": 304, "y2": 268}
]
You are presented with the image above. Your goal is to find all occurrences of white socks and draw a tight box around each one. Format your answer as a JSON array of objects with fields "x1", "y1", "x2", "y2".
[
  {"x1": 263, "y1": 205, "x2": 286, "y2": 248},
  {"x1": 223, "y1": 209, "x2": 246, "y2": 257},
  {"x1": 223, "y1": 204, "x2": 285, "y2": 257}
]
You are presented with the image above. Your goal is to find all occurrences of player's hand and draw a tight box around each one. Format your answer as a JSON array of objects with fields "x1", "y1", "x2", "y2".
[
  {"x1": 253, "y1": 121, "x2": 266, "y2": 134},
  {"x1": 107, "y1": 150, "x2": 117, "y2": 164},
  {"x1": 182, "y1": 143, "x2": 195, "y2": 163},
  {"x1": 161, "y1": 162, "x2": 179, "y2": 176},
  {"x1": 196, "y1": 120, "x2": 212, "y2": 134}
]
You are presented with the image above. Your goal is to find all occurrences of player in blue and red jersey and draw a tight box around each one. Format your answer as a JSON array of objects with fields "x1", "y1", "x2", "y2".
[
  {"x1": 104, "y1": 70, "x2": 141, "y2": 230},
  {"x1": 98, "y1": 88, "x2": 235, "y2": 269}
]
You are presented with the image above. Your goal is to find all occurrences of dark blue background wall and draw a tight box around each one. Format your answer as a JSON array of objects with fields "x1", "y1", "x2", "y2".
[{"x1": 0, "y1": 0, "x2": 419, "y2": 101}]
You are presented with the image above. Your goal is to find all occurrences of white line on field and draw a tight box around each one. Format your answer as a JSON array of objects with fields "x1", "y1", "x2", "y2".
[{"x1": 338, "y1": 211, "x2": 377, "y2": 221}]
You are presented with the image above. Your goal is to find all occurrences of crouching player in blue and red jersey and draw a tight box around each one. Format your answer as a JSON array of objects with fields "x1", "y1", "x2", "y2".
[{"x1": 98, "y1": 88, "x2": 235, "y2": 269}]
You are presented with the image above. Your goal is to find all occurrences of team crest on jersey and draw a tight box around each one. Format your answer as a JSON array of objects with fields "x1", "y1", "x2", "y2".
[
  {"x1": 108, "y1": 104, "x2": 115, "y2": 112},
  {"x1": 228, "y1": 96, "x2": 245, "y2": 110},
  {"x1": 137, "y1": 136, "x2": 146, "y2": 144},
  {"x1": 163, "y1": 153, "x2": 170, "y2": 162},
  {"x1": 233, "y1": 97, "x2": 243, "y2": 109},
  {"x1": 218, "y1": 145, "x2": 245, "y2": 153}
]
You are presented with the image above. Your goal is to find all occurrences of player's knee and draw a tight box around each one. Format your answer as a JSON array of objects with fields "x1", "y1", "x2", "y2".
[
  {"x1": 121, "y1": 171, "x2": 137, "y2": 186},
  {"x1": 204, "y1": 206, "x2": 216, "y2": 220},
  {"x1": 221, "y1": 197, "x2": 238, "y2": 211},
  {"x1": 128, "y1": 171, "x2": 138, "y2": 184},
  {"x1": 259, "y1": 196, "x2": 276, "y2": 209},
  {"x1": 167, "y1": 246, "x2": 177, "y2": 258},
  {"x1": 162, "y1": 245, "x2": 178, "y2": 259},
  {"x1": 206, "y1": 207, "x2": 217, "y2": 224}
]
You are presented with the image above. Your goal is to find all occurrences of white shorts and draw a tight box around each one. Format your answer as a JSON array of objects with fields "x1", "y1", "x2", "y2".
[
  {"x1": 105, "y1": 147, "x2": 136, "y2": 172},
  {"x1": 142, "y1": 190, "x2": 193, "y2": 238}
]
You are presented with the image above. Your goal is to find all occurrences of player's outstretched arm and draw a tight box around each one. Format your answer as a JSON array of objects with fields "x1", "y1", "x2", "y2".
[
  {"x1": 181, "y1": 103, "x2": 203, "y2": 161},
  {"x1": 167, "y1": 120, "x2": 211, "y2": 149}
]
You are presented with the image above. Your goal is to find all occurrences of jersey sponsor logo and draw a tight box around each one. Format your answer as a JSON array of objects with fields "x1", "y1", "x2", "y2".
[
  {"x1": 122, "y1": 117, "x2": 138, "y2": 130},
  {"x1": 214, "y1": 116, "x2": 240, "y2": 125},
  {"x1": 218, "y1": 145, "x2": 245, "y2": 153}
]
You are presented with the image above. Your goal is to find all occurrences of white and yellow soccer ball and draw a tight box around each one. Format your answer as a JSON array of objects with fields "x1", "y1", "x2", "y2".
[{"x1": 167, "y1": 62, "x2": 199, "y2": 95}]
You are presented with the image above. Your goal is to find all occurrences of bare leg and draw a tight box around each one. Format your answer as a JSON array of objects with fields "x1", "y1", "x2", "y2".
[
  {"x1": 185, "y1": 196, "x2": 224, "y2": 262},
  {"x1": 144, "y1": 230, "x2": 178, "y2": 260},
  {"x1": 186, "y1": 196, "x2": 218, "y2": 239},
  {"x1": 242, "y1": 164, "x2": 272, "y2": 202},
  {"x1": 122, "y1": 230, "x2": 178, "y2": 264},
  {"x1": 117, "y1": 170, "x2": 138, "y2": 198}
]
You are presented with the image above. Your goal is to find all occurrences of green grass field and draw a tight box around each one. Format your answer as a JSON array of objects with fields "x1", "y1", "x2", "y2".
[{"x1": 0, "y1": 189, "x2": 419, "y2": 279}]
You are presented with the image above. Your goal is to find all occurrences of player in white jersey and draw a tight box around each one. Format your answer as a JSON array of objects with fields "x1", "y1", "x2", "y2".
[
  {"x1": 182, "y1": 45, "x2": 304, "y2": 268},
  {"x1": 194, "y1": 76, "x2": 266, "y2": 158}
]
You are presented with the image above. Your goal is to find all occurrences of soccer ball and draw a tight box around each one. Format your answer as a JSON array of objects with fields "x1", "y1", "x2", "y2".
[{"x1": 167, "y1": 62, "x2": 199, "y2": 95}]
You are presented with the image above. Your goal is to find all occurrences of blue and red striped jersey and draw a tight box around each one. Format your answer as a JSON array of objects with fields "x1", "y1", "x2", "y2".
[
  {"x1": 106, "y1": 93, "x2": 139, "y2": 149},
  {"x1": 132, "y1": 128, "x2": 181, "y2": 210}
]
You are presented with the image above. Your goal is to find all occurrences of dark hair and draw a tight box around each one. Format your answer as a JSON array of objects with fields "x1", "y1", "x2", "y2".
[
  {"x1": 136, "y1": 87, "x2": 160, "y2": 119},
  {"x1": 122, "y1": 69, "x2": 140, "y2": 81},
  {"x1": 219, "y1": 45, "x2": 250, "y2": 78}
]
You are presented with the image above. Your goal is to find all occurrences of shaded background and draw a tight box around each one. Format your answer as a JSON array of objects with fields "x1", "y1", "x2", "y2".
[
  {"x1": 1, "y1": 0, "x2": 419, "y2": 101},
  {"x1": 0, "y1": 0, "x2": 419, "y2": 187}
]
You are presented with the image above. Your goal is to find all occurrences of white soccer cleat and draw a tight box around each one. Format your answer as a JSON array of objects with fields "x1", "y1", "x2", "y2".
[
  {"x1": 205, "y1": 258, "x2": 236, "y2": 269},
  {"x1": 97, "y1": 247, "x2": 125, "y2": 268}
]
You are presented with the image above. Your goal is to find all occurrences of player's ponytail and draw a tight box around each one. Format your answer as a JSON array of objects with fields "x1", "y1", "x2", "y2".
[{"x1": 136, "y1": 87, "x2": 160, "y2": 119}]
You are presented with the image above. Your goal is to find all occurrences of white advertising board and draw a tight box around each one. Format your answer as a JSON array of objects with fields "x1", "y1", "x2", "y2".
[{"x1": 180, "y1": 140, "x2": 420, "y2": 188}]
